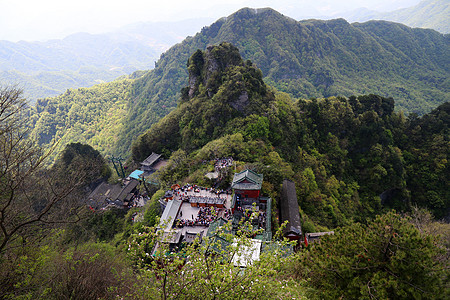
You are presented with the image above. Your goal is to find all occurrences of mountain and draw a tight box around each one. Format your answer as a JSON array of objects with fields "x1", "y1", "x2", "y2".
[
  {"x1": 0, "y1": 34, "x2": 157, "y2": 101},
  {"x1": 31, "y1": 7, "x2": 450, "y2": 159},
  {"x1": 132, "y1": 43, "x2": 449, "y2": 225},
  {"x1": 29, "y1": 77, "x2": 135, "y2": 163},
  {"x1": 343, "y1": 0, "x2": 450, "y2": 34},
  {"x1": 4, "y1": 28, "x2": 449, "y2": 300},
  {"x1": 121, "y1": 7, "x2": 449, "y2": 150},
  {"x1": 0, "y1": 19, "x2": 211, "y2": 101},
  {"x1": 131, "y1": 42, "x2": 275, "y2": 161}
]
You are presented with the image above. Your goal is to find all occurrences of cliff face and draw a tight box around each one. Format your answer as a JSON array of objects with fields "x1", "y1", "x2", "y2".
[
  {"x1": 184, "y1": 42, "x2": 270, "y2": 116},
  {"x1": 133, "y1": 42, "x2": 275, "y2": 159},
  {"x1": 187, "y1": 43, "x2": 244, "y2": 100}
]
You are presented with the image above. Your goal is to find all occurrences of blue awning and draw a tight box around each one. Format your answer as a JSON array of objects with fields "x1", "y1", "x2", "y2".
[{"x1": 129, "y1": 169, "x2": 144, "y2": 180}]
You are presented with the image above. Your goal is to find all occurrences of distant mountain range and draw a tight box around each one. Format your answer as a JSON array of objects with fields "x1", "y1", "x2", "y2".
[
  {"x1": 342, "y1": 0, "x2": 449, "y2": 34},
  {"x1": 1, "y1": 0, "x2": 448, "y2": 102},
  {"x1": 0, "y1": 18, "x2": 212, "y2": 101},
  {"x1": 30, "y1": 7, "x2": 450, "y2": 161},
  {"x1": 1, "y1": 1, "x2": 448, "y2": 102}
]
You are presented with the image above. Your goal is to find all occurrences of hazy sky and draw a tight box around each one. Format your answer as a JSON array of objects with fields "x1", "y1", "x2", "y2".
[{"x1": 0, "y1": 0, "x2": 421, "y2": 42}]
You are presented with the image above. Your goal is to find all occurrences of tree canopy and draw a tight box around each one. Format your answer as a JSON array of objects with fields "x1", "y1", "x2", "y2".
[{"x1": 292, "y1": 211, "x2": 449, "y2": 299}]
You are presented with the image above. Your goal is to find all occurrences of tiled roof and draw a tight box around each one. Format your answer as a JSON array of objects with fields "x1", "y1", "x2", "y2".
[
  {"x1": 141, "y1": 152, "x2": 162, "y2": 167},
  {"x1": 116, "y1": 179, "x2": 139, "y2": 201},
  {"x1": 231, "y1": 169, "x2": 263, "y2": 190},
  {"x1": 158, "y1": 200, "x2": 182, "y2": 231},
  {"x1": 280, "y1": 180, "x2": 302, "y2": 236}
]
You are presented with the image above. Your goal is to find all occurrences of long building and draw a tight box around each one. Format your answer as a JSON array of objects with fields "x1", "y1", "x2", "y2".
[{"x1": 280, "y1": 179, "x2": 302, "y2": 241}]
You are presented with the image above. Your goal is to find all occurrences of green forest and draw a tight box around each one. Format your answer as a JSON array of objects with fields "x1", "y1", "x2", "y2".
[
  {"x1": 133, "y1": 42, "x2": 449, "y2": 224},
  {"x1": 30, "y1": 7, "x2": 450, "y2": 161},
  {"x1": 1, "y1": 41, "x2": 448, "y2": 299}
]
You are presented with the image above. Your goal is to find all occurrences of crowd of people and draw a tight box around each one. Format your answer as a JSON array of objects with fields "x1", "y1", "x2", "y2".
[
  {"x1": 234, "y1": 206, "x2": 267, "y2": 230},
  {"x1": 174, "y1": 183, "x2": 229, "y2": 197},
  {"x1": 214, "y1": 157, "x2": 233, "y2": 171},
  {"x1": 167, "y1": 179, "x2": 237, "y2": 229},
  {"x1": 175, "y1": 207, "x2": 218, "y2": 228}
]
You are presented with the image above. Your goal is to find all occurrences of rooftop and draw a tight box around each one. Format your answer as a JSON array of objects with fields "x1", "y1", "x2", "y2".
[
  {"x1": 129, "y1": 169, "x2": 144, "y2": 180},
  {"x1": 141, "y1": 152, "x2": 162, "y2": 167},
  {"x1": 280, "y1": 180, "x2": 302, "y2": 237},
  {"x1": 231, "y1": 169, "x2": 263, "y2": 191},
  {"x1": 87, "y1": 178, "x2": 140, "y2": 209},
  {"x1": 158, "y1": 185, "x2": 233, "y2": 242},
  {"x1": 158, "y1": 199, "x2": 182, "y2": 231}
]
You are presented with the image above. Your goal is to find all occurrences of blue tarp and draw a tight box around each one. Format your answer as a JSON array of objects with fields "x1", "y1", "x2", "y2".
[{"x1": 129, "y1": 169, "x2": 144, "y2": 180}]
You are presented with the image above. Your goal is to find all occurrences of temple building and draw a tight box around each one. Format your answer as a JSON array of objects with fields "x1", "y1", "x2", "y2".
[
  {"x1": 231, "y1": 169, "x2": 263, "y2": 200},
  {"x1": 154, "y1": 169, "x2": 274, "y2": 256},
  {"x1": 140, "y1": 152, "x2": 167, "y2": 173},
  {"x1": 280, "y1": 179, "x2": 302, "y2": 241},
  {"x1": 230, "y1": 169, "x2": 272, "y2": 241}
]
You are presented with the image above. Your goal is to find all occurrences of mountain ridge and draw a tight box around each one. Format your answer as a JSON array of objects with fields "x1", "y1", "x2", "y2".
[
  {"x1": 342, "y1": 0, "x2": 450, "y2": 34},
  {"x1": 30, "y1": 7, "x2": 450, "y2": 160}
]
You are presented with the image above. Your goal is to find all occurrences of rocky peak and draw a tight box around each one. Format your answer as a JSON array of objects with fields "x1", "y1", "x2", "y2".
[{"x1": 186, "y1": 42, "x2": 243, "y2": 99}]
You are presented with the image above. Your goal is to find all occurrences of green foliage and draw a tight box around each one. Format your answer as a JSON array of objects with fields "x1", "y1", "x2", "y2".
[
  {"x1": 151, "y1": 189, "x2": 166, "y2": 202},
  {"x1": 52, "y1": 142, "x2": 111, "y2": 181},
  {"x1": 4, "y1": 38, "x2": 450, "y2": 298},
  {"x1": 194, "y1": 133, "x2": 270, "y2": 162},
  {"x1": 402, "y1": 103, "x2": 450, "y2": 218},
  {"x1": 128, "y1": 7, "x2": 448, "y2": 127},
  {"x1": 30, "y1": 10, "x2": 449, "y2": 164},
  {"x1": 244, "y1": 115, "x2": 270, "y2": 140},
  {"x1": 132, "y1": 43, "x2": 449, "y2": 226},
  {"x1": 143, "y1": 198, "x2": 161, "y2": 227},
  {"x1": 293, "y1": 212, "x2": 449, "y2": 299},
  {"x1": 0, "y1": 240, "x2": 134, "y2": 300},
  {"x1": 132, "y1": 43, "x2": 276, "y2": 162},
  {"x1": 351, "y1": 0, "x2": 450, "y2": 34},
  {"x1": 63, "y1": 208, "x2": 127, "y2": 244},
  {"x1": 29, "y1": 78, "x2": 135, "y2": 162},
  {"x1": 126, "y1": 212, "x2": 306, "y2": 299}
]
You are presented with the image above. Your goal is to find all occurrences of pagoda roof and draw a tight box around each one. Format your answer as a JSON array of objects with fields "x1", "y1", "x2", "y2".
[{"x1": 231, "y1": 169, "x2": 263, "y2": 191}]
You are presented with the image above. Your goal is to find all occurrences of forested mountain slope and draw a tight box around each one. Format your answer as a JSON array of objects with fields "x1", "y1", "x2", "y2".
[
  {"x1": 133, "y1": 43, "x2": 449, "y2": 227},
  {"x1": 343, "y1": 0, "x2": 450, "y2": 34},
  {"x1": 122, "y1": 7, "x2": 449, "y2": 152},
  {"x1": 30, "y1": 78, "x2": 135, "y2": 162},
  {"x1": 31, "y1": 7, "x2": 450, "y2": 159}
]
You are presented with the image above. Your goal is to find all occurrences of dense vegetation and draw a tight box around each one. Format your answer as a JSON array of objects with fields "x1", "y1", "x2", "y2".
[
  {"x1": 134, "y1": 43, "x2": 449, "y2": 226},
  {"x1": 30, "y1": 7, "x2": 450, "y2": 160},
  {"x1": 1, "y1": 40, "x2": 449, "y2": 299},
  {"x1": 29, "y1": 78, "x2": 136, "y2": 161},
  {"x1": 129, "y1": 7, "x2": 449, "y2": 124},
  {"x1": 292, "y1": 211, "x2": 449, "y2": 299}
]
